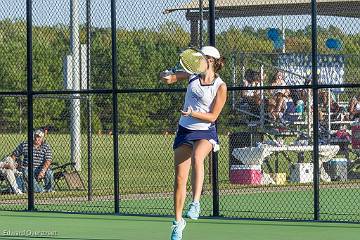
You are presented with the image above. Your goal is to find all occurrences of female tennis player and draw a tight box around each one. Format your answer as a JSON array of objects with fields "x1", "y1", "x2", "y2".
[{"x1": 160, "y1": 46, "x2": 227, "y2": 240}]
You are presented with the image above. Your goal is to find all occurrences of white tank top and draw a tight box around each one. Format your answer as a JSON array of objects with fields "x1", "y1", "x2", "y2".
[{"x1": 179, "y1": 74, "x2": 225, "y2": 130}]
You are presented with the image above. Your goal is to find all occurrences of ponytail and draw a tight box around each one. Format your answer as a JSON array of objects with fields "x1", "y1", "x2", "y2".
[{"x1": 213, "y1": 56, "x2": 225, "y2": 73}]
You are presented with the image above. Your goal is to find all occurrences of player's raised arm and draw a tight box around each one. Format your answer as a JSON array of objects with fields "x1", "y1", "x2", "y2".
[{"x1": 160, "y1": 70, "x2": 190, "y2": 84}]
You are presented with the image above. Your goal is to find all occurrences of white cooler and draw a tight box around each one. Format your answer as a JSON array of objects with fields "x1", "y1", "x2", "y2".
[{"x1": 290, "y1": 163, "x2": 313, "y2": 183}]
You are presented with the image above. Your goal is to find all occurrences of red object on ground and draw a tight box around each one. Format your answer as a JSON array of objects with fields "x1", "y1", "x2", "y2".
[{"x1": 230, "y1": 165, "x2": 262, "y2": 185}]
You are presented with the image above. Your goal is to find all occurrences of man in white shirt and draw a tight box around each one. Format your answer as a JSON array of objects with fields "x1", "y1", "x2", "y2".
[{"x1": 0, "y1": 156, "x2": 23, "y2": 194}]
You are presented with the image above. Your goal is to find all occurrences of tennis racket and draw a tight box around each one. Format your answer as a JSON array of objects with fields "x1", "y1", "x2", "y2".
[
  {"x1": 163, "y1": 48, "x2": 208, "y2": 76},
  {"x1": 179, "y1": 48, "x2": 208, "y2": 74}
]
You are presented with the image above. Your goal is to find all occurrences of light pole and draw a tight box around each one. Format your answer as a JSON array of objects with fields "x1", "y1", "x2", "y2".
[{"x1": 70, "y1": 0, "x2": 81, "y2": 171}]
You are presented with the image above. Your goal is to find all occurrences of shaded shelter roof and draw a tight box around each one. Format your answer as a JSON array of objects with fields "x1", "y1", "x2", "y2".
[{"x1": 164, "y1": 0, "x2": 360, "y2": 18}]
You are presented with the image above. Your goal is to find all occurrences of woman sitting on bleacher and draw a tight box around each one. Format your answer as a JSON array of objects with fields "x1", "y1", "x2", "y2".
[
  {"x1": 270, "y1": 71, "x2": 289, "y2": 97},
  {"x1": 269, "y1": 93, "x2": 297, "y2": 123},
  {"x1": 349, "y1": 93, "x2": 360, "y2": 121},
  {"x1": 267, "y1": 71, "x2": 291, "y2": 121},
  {"x1": 319, "y1": 90, "x2": 343, "y2": 122},
  {"x1": 241, "y1": 69, "x2": 262, "y2": 112}
]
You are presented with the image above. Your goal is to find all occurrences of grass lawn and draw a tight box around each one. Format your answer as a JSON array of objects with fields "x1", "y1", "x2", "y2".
[{"x1": 0, "y1": 134, "x2": 359, "y2": 222}]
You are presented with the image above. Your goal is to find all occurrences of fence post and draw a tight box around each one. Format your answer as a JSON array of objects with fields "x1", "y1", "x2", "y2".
[
  {"x1": 199, "y1": 0, "x2": 204, "y2": 48},
  {"x1": 86, "y1": 0, "x2": 93, "y2": 202},
  {"x1": 26, "y1": 0, "x2": 35, "y2": 211},
  {"x1": 111, "y1": 0, "x2": 120, "y2": 214},
  {"x1": 311, "y1": 0, "x2": 320, "y2": 221},
  {"x1": 208, "y1": 0, "x2": 220, "y2": 217}
]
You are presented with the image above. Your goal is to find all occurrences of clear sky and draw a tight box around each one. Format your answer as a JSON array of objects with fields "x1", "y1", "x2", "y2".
[
  {"x1": 1, "y1": 0, "x2": 359, "y2": 34},
  {"x1": 0, "y1": 0, "x2": 190, "y2": 29}
]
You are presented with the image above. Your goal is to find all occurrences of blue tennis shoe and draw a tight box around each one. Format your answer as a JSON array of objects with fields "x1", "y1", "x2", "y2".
[
  {"x1": 186, "y1": 202, "x2": 200, "y2": 220},
  {"x1": 170, "y1": 218, "x2": 186, "y2": 240}
]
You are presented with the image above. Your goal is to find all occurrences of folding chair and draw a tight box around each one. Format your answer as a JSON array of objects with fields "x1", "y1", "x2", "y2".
[{"x1": 52, "y1": 162, "x2": 85, "y2": 191}]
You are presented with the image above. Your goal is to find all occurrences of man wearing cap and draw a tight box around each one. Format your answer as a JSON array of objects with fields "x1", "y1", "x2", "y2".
[{"x1": 11, "y1": 129, "x2": 54, "y2": 193}]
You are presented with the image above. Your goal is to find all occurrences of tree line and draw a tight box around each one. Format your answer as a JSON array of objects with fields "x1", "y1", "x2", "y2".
[{"x1": 0, "y1": 19, "x2": 359, "y2": 134}]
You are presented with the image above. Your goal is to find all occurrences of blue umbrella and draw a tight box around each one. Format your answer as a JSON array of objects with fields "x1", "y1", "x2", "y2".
[
  {"x1": 267, "y1": 28, "x2": 280, "y2": 41},
  {"x1": 268, "y1": 28, "x2": 284, "y2": 50},
  {"x1": 325, "y1": 38, "x2": 342, "y2": 50}
]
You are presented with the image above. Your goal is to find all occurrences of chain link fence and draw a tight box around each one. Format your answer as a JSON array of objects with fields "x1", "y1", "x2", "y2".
[{"x1": 0, "y1": 0, "x2": 360, "y2": 222}]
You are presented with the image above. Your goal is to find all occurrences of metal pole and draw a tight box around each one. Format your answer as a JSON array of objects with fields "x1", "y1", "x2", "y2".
[
  {"x1": 70, "y1": 0, "x2": 81, "y2": 171},
  {"x1": 231, "y1": 52, "x2": 236, "y2": 111},
  {"x1": 281, "y1": 16, "x2": 286, "y2": 53},
  {"x1": 199, "y1": 0, "x2": 203, "y2": 48},
  {"x1": 260, "y1": 65, "x2": 265, "y2": 128},
  {"x1": 307, "y1": 89, "x2": 312, "y2": 138},
  {"x1": 311, "y1": 0, "x2": 320, "y2": 221},
  {"x1": 19, "y1": 99, "x2": 22, "y2": 134},
  {"x1": 86, "y1": 0, "x2": 93, "y2": 202},
  {"x1": 26, "y1": 0, "x2": 34, "y2": 211},
  {"x1": 327, "y1": 88, "x2": 331, "y2": 139},
  {"x1": 208, "y1": 0, "x2": 219, "y2": 217},
  {"x1": 208, "y1": 0, "x2": 215, "y2": 47},
  {"x1": 111, "y1": 0, "x2": 120, "y2": 214}
]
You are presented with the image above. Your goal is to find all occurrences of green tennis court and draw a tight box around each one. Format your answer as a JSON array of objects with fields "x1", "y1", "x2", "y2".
[
  {"x1": 0, "y1": 211, "x2": 359, "y2": 240},
  {"x1": 1, "y1": 186, "x2": 360, "y2": 221}
]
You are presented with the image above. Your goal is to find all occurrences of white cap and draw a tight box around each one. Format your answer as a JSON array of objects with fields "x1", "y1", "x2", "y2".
[
  {"x1": 200, "y1": 46, "x2": 221, "y2": 59},
  {"x1": 34, "y1": 129, "x2": 45, "y2": 138}
]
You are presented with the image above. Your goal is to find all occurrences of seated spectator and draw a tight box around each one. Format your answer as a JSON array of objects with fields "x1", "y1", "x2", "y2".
[
  {"x1": 267, "y1": 71, "x2": 291, "y2": 120},
  {"x1": 0, "y1": 156, "x2": 23, "y2": 194},
  {"x1": 268, "y1": 93, "x2": 297, "y2": 123},
  {"x1": 348, "y1": 94, "x2": 360, "y2": 120},
  {"x1": 241, "y1": 69, "x2": 263, "y2": 113},
  {"x1": 270, "y1": 71, "x2": 289, "y2": 97},
  {"x1": 319, "y1": 90, "x2": 343, "y2": 121},
  {"x1": 281, "y1": 96, "x2": 298, "y2": 123},
  {"x1": 11, "y1": 129, "x2": 54, "y2": 193},
  {"x1": 290, "y1": 89, "x2": 307, "y2": 108}
]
